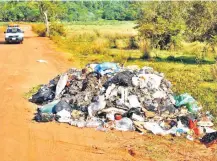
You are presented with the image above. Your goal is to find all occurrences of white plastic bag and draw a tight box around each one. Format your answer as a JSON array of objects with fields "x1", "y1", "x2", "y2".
[
  {"x1": 55, "y1": 74, "x2": 68, "y2": 97},
  {"x1": 115, "y1": 118, "x2": 134, "y2": 131},
  {"x1": 128, "y1": 95, "x2": 141, "y2": 108},
  {"x1": 56, "y1": 109, "x2": 71, "y2": 123},
  {"x1": 88, "y1": 95, "x2": 106, "y2": 117}
]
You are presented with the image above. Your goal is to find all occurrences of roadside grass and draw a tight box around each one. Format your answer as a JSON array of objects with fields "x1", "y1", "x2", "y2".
[
  {"x1": 0, "y1": 22, "x2": 8, "y2": 32},
  {"x1": 24, "y1": 84, "x2": 42, "y2": 99}
]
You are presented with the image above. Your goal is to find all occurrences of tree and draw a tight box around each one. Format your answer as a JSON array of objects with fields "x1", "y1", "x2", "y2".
[
  {"x1": 37, "y1": 1, "x2": 65, "y2": 36},
  {"x1": 185, "y1": 2, "x2": 217, "y2": 42},
  {"x1": 136, "y1": 2, "x2": 186, "y2": 50}
]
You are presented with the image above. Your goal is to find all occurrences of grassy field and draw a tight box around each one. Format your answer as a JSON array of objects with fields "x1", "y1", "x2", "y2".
[{"x1": 32, "y1": 21, "x2": 217, "y2": 117}]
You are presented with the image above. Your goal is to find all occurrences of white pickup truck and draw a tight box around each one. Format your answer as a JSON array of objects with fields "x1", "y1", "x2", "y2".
[{"x1": 4, "y1": 25, "x2": 24, "y2": 44}]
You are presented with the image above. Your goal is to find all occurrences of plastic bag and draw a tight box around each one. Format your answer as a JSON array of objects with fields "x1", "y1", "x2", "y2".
[
  {"x1": 200, "y1": 132, "x2": 217, "y2": 145},
  {"x1": 123, "y1": 108, "x2": 141, "y2": 118},
  {"x1": 56, "y1": 109, "x2": 71, "y2": 123},
  {"x1": 105, "y1": 84, "x2": 116, "y2": 99},
  {"x1": 132, "y1": 77, "x2": 139, "y2": 87},
  {"x1": 55, "y1": 74, "x2": 68, "y2": 97},
  {"x1": 94, "y1": 62, "x2": 119, "y2": 75},
  {"x1": 88, "y1": 95, "x2": 106, "y2": 117},
  {"x1": 86, "y1": 118, "x2": 104, "y2": 128},
  {"x1": 115, "y1": 117, "x2": 134, "y2": 131},
  {"x1": 38, "y1": 100, "x2": 60, "y2": 114},
  {"x1": 105, "y1": 71, "x2": 134, "y2": 87},
  {"x1": 138, "y1": 74, "x2": 162, "y2": 89},
  {"x1": 174, "y1": 93, "x2": 200, "y2": 113},
  {"x1": 53, "y1": 100, "x2": 72, "y2": 114},
  {"x1": 143, "y1": 122, "x2": 166, "y2": 135},
  {"x1": 34, "y1": 113, "x2": 54, "y2": 122},
  {"x1": 131, "y1": 113, "x2": 145, "y2": 122},
  {"x1": 30, "y1": 86, "x2": 55, "y2": 104},
  {"x1": 128, "y1": 95, "x2": 141, "y2": 108}
]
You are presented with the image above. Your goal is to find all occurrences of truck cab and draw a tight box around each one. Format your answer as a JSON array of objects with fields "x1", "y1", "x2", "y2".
[{"x1": 4, "y1": 25, "x2": 24, "y2": 44}]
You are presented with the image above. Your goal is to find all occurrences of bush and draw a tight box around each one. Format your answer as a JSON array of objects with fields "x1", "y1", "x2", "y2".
[
  {"x1": 115, "y1": 39, "x2": 128, "y2": 49},
  {"x1": 128, "y1": 36, "x2": 139, "y2": 49},
  {"x1": 50, "y1": 22, "x2": 66, "y2": 37},
  {"x1": 90, "y1": 38, "x2": 109, "y2": 54},
  {"x1": 32, "y1": 24, "x2": 46, "y2": 37},
  {"x1": 32, "y1": 23, "x2": 66, "y2": 37}
]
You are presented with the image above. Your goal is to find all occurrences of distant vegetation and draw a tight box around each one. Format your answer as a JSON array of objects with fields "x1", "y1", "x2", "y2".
[{"x1": 0, "y1": 1, "x2": 140, "y2": 22}]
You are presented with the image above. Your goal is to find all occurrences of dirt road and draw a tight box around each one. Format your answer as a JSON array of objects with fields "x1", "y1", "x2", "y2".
[{"x1": 0, "y1": 26, "x2": 216, "y2": 161}]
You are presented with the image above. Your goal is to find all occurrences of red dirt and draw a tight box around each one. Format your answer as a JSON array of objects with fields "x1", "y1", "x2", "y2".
[{"x1": 0, "y1": 25, "x2": 216, "y2": 161}]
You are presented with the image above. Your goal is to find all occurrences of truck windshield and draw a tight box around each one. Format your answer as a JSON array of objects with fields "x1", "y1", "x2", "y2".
[{"x1": 7, "y1": 28, "x2": 21, "y2": 33}]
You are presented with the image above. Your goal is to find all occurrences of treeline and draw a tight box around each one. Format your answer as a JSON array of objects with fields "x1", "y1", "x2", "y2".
[{"x1": 0, "y1": 1, "x2": 140, "y2": 22}]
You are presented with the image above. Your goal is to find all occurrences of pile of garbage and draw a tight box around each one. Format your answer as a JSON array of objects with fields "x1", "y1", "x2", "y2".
[{"x1": 29, "y1": 62, "x2": 217, "y2": 147}]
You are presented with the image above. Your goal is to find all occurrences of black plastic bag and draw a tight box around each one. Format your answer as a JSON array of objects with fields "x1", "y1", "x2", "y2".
[
  {"x1": 123, "y1": 108, "x2": 141, "y2": 118},
  {"x1": 52, "y1": 100, "x2": 72, "y2": 114},
  {"x1": 30, "y1": 86, "x2": 55, "y2": 104},
  {"x1": 177, "y1": 116, "x2": 190, "y2": 127},
  {"x1": 104, "y1": 71, "x2": 134, "y2": 88},
  {"x1": 49, "y1": 75, "x2": 60, "y2": 91},
  {"x1": 34, "y1": 113, "x2": 54, "y2": 122},
  {"x1": 200, "y1": 132, "x2": 217, "y2": 145}
]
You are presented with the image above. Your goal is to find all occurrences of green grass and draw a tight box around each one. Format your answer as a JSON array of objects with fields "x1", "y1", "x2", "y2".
[{"x1": 24, "y1": 85, "x2": 42, "y2": 99}]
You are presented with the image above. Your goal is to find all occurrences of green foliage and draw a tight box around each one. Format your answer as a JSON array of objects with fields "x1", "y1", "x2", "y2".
[
  {"x1": 0, "y1": 1, "x2": 40, "y2": 22},
  {"x1": 185, "y1": 2, "x2": 217, "y2": 42},
  {"x1": 136, "y1": 2, "x2": 186, "y2": 50},
  {"x1": 24, "y1": 84, "x2": 42, "y2": 99},
  {"x1": 0, "y1": 1, "x2": 140, "y2": 22},
  {"x1": 136, "y1": 1, "x2": 217, "y2": 50}
]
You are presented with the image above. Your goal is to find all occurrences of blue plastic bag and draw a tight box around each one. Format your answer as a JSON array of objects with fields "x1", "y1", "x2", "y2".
[
  {"x1": 39, "y1": 100, "x2": 60, "y2": 114},
  {"x1": 94, "y1": 62, "x2": 119, "y2": 75},
  {"x1": 174, "y1": 93, "x2": 199, "y2": 113}
]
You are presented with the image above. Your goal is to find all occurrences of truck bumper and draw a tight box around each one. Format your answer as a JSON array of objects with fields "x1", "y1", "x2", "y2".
[{"x1": 5, "y1": 37, "x2": 23, "y2": 43}]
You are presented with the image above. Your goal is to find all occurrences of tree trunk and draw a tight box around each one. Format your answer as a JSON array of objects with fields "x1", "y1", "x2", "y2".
[
  {"x1": 38, "y1": 2, "x2": 49, "y2": 37},
  {"x1": 43, "y1": 11, "x2": 49, "y2": 37}
]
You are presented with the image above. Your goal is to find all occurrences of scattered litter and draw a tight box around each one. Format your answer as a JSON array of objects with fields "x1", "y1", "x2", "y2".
[
  {"x1": 29, "y1": 62, "x2": 216, "y2": 145},
  {"x1": 186, "y1": 135, "x2": 194, "y2": 141},
  {"x1": 37, "y1": 59, "x2": 48, "y2": 63}
]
